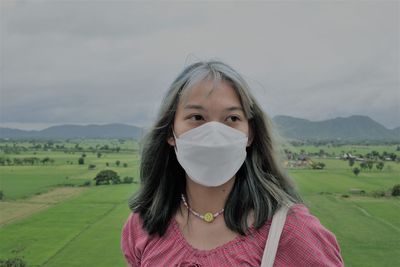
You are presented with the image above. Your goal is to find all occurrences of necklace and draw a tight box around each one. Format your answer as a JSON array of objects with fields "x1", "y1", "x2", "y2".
[{"x1": 181, "y1": 194, "x2": 224, "y2": 223}]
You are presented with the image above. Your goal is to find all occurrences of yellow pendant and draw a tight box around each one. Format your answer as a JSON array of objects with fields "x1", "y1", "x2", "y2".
[{"x1": 204, "y1": 212, "x2": 214, "y2": 223}]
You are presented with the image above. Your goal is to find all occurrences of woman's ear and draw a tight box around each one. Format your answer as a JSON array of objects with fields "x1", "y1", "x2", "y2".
[
  {"x1": 167, "y1": 125, "x2": 176, "y2": 146},
  {"x1": 167, "y1": 136, "x2": 175, "y2": 146},
  {"x1": 166, "y1": 124, "x2": 176, "y2": 146}
]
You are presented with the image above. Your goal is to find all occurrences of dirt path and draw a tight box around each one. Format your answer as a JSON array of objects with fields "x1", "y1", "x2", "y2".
[{"x1": 0, "y1": 187, "x2": 87, "y2": 227}]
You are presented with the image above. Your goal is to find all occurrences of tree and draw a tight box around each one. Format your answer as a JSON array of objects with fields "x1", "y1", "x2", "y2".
[
  {"x1": 352, "y1": 167, "x2": 361, "y2": 176},
  {"x1": 348, "y1": 158, "x2": 355, "y2": 167},
  {"x1": 100, "y1": 145, "x2": 109, "y2": 150},
  {"x1": 78, "y1": 157, "x2": 85, "y2": 165},
  {"x1": 310, "y1": 162, "x2": 326, "y2": 170},
  {"x1": 97, "y1": 152, "x2": 102, "y2": 158},
  {"x1": 360, "y1": 161, "x2": 368, "y2": 170},
  {"x1": 115, "y1": 160, "x2": 120, "y2": 167},
  {"x1": 366, "y1": 160, "x2": 374, "y2": 171},
  {"x1": 123, "y1": 163, "x2": 128, "y2": 168},
  {"x1": 93, "y1": 170, "x2": 120, "y2": 185},
  {"x1": 41, "y1": 157, "x2": 51, "y2": 165},
  {"x1": 13, "y1": 158, "x2": 22, "y2": 165},
  {"x1": 123, "y1": 176, "x2": 134, "y2": 184},
  {"x1": 376, "y1": 161, "x2": 384, "y2": 171},
  {"x1": 392, "y1": 184, "x2": 400, "y2": 196},
  {"x1": 88, "y1": 164, "x2": 96, "y2": 170}
]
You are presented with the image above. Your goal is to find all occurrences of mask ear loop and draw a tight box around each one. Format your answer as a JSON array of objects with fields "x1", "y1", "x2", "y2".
[
  {"x1": 172, "y1": 128, "x2": 187, "y2": 218},
  {"x1": 172, "y1": 129, "x2": 178, "y2": 153}
]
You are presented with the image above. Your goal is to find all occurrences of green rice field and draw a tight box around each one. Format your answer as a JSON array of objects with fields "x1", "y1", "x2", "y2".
[{"x1": 0, "y1": 140, "x2": 399, "y2": 266}]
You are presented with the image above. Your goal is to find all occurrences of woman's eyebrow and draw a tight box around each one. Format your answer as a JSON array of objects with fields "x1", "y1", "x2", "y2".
[
  {"x1": 184, "y1": 104, "x2": 205, "y2": 110},
  {"x1": 225, "y1": 106, "x2": 244, "y2": 112},
  {"x1": 184, "y1": 104, "x2": 244, "y2": 112}
]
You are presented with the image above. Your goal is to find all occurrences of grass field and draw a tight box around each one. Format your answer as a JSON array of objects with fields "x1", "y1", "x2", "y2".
[
  {"x1": 1, "y1": 141, "x2": 399, "y2": 266},
  {"x1": 0, "y1": 149, "x2": 140, "y2": 200},
  {"x1": 291, "y1": 167, "x2": 400, "y2": 267},
  {"x1": 0, "y1": 185, "x2": 136, "y2": 267},
  {"x1": 284, "y1": 144, "x2": 400, "y2": 156}
]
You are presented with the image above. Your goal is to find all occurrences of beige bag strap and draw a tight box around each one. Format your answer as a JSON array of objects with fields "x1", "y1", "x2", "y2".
[{"x1": 260, "y1": 203, "x2": 293, "y2": 267}]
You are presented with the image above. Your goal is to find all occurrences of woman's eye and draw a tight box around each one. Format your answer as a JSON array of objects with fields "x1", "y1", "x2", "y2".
[
  {"x1": 189, "y1": 115, "x2": 204, "y2": 121},
  {"x1": 227, "y1": 115, "x2": 240, "y2": 122}
]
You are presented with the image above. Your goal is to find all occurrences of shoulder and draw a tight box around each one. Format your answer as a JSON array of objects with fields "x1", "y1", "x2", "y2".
[
  {"x1": 276, "y1": 203, "x2": 344, "y2": 266},
  {"x1": 121, "y1": 212, "x2": 150, "y2": 267}
]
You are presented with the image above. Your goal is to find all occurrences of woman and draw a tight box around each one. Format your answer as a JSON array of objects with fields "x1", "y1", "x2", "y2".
[{"x1": 121, "y1": 60, "x2": 344, "y2": 266}]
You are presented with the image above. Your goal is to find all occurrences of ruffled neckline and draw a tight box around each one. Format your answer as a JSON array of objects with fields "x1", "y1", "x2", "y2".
[{"x1": 170, "y1": 217, "x2": 262, "y2": 257}]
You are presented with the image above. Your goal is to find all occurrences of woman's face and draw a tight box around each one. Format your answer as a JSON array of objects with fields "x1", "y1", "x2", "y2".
[{"x1": 168, "y1": 80, "x2": 252, "y2": 147}]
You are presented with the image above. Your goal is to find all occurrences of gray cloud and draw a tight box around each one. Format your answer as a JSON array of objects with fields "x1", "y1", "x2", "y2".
[{"x1": 1, "y1": 1, "x2": 399, "y2": 130}]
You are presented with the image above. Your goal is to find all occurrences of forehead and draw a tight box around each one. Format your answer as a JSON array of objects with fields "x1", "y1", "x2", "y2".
[{"x1": 179, "y1": 80, "x2": 242, "y2": 107}]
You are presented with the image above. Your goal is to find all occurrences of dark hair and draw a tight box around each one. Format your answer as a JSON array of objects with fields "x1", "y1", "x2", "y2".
[{"x1": 129, "y1": 60, "x2": 303, "y2": 236}]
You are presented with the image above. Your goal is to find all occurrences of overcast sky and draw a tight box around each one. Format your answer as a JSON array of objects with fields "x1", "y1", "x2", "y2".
[{"x1": 1, "y1": 0, "x2": 399, "y2": 130}]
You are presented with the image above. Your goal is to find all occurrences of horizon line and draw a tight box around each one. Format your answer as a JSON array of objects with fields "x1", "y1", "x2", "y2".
[{"x1": 1, "y1": 114, "x2": 399, "y2": 131}]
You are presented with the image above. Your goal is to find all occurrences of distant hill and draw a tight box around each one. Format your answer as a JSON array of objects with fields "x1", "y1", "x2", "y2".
[
  {"x1": 0, "y1": 124, "x2": 144, "y2": 140},
  {"x1": 1, "y1": 116, "x2": 399, "y2": 141},
  {"x1": 272, "y1": 115, "x2": 400, "y2": 141}
]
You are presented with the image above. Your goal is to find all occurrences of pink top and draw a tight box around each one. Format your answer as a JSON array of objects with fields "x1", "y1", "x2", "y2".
[{"x1": 121, "y1": 204, "x2": 344, "y2": 267}]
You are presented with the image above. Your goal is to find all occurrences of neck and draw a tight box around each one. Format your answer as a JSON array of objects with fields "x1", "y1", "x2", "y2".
[{"x1": 184, "y1": 175, "x2": 236, "y2": 214}]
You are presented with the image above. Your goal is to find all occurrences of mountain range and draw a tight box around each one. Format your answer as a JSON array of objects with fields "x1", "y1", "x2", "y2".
[
  {"x1": 0, "y1": 123, "x2": 143, "y2": 140},
  {"x1": 0, "y1": 115, "x2": 399, "y2": 141},
  {"x1": 272, "y1": 115, "x2": 399, "y2": 141}
]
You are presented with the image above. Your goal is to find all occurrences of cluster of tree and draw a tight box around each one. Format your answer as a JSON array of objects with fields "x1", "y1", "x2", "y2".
[
  {"x1": 344, "y1": 184, "x2": 400, "y2": 198},
  {"x1": 284, "y1": 147, "x2": 398, "y2": 163},
  {"x1": 93, "y1": 170, "x2": 135, "y2": 185},
  {"x1": 77, "y1": 157, "x2": 128, "y2": 168},
  {"x1": 0, "y1": 156, "x2": 54, "y2": 166},
  {"x1": 0, "y1": 139, "x2": 137, "y2": 156},
  {"x1": 0, "y1": 144, "x2": 29, "y2": 154},
  {"x1": 114, "y1": 160, "x2": 128, "y2": 167},
  {"x1": 95, "y1": 145, "x2": 121, "y2": 152},
  {"x1": 352, "y1": 161, "x2": 385, "y2": 176},
  {"x1": 0, "y1": 141, "x2": 68, "y2": 153},
  {"x1": 289, "y1": 140, "x2": 400, "y2": 146},
  {"x1": 284, "y1": 149, "x2": 310, "y2": 161},
  {"x1": 370, "y1": 184, "x2": 400, "y2": 197},
  {"x1": 28, "y1": 141, "x2": 66, "y2": 151},
  {"x1": 342, "y1": 150, "x2": 397, "y2": 162},
  {"x1": 350, "y1": 159, "x2": 386, "y2": 176},
  {"x1": 285, "y1": 148, "x2": 340, "y2": 160}
]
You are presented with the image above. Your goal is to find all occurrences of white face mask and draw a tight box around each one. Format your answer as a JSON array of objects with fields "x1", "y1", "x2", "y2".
[{"x1": 173, "y1": 121, "x2": 248, "y2": 187}]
